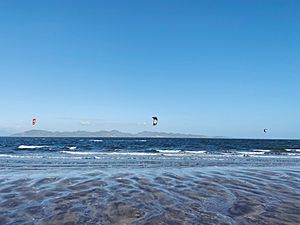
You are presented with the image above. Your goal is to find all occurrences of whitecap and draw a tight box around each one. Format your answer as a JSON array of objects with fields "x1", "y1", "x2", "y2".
[
  {"x1": 0, "y1": 154, "x2": 83, "y2": 160},
  {"x1": 61, "y1": 151, "x2": 97, "y2": 155},
  {"x1": 66, "y1": 146, "x2": 77, "y2": 150},
  {"x1": 89, "y1": 139, "x2": 103, "y2": 142},
  {"x1": 254, "y1": 149, "x2": 271, "y2": 153},
  {"x1": 184, "y1": 150, "x2": 207, "y2": 154},
  {"x1": 252, "y1": 155, "x2": 300, "y2": 159},
  {"x1": 105, "y1": 152, "x2": 159, "y2": 156},
  {"x1": 157, "y1": 150, "x2": 181, "y2": 153},
  {"x1": 61, "y1": 151, "x2": 160, "y2": 156},
  {"x1": 0, "y1": 154, "x2": 44, "y2": 159},
  {"x1": 285, "y1": 149, "x2": 300, "y2": 152},
  {"x1": 18, "y1": 145, "x2": 48, "y2": 149},
  {"x1": 237, "y1": 151, "x2": 265, "y2": 155}
]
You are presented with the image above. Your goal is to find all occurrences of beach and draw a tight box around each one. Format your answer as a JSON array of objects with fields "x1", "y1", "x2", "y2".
[
  {"x1": 1, "y1": 167, "x2": 300, "y2": 225},
  {"x1": 1, "y1": 137, "x2": 300, "y2": 224}
]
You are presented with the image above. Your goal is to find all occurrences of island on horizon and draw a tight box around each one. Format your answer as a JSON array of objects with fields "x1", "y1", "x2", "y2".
[{"x1": 10, "y1": 129, "x2": 208, "y2": 138}]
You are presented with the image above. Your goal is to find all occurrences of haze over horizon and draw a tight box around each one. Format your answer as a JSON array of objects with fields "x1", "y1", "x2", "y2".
[{"x1": 0, "y1": 1, "x2": 299, "y2": 139}]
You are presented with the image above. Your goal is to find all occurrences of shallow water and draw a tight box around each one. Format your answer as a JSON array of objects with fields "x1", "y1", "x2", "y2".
[
  {"x1": 1, "y1": 138, "x2": 300, "y2": 224},
  {"x1": 1, "y1": 167, "x2": 300, "y2": 225}
]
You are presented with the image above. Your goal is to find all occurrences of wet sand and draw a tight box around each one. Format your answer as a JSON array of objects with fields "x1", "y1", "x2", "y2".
[{"x1": 1, "y1": 167, "x2": 300, "y2": 225}]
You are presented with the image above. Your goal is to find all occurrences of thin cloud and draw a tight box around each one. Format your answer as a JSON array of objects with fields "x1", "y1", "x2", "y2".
[{"x1": 79, "y1": 121, "x2": 91, "y2": 125}]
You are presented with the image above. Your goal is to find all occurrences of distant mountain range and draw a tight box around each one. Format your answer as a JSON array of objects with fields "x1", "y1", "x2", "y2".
[{"x1": 11, "y1": 129, "x2": 206, "y2": 138}]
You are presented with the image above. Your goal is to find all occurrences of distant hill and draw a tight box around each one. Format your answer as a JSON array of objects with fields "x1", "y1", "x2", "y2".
[{"x1": 11, "y1": 129, "x2": 205, "y2": 138}]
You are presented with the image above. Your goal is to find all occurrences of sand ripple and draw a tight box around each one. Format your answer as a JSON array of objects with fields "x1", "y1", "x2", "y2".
[{"x1": 0, "y1": 167, "x2": 300, "y2": 225}]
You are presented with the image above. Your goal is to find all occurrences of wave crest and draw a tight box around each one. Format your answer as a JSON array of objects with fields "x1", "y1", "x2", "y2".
[{"x1": 18, "y1": 145, "x2": 48, "y2": 149}]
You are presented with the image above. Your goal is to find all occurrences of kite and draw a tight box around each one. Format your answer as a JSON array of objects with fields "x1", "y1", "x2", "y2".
[{"x1": 152, "y1": 117, "x2": 158, "y2": 126}]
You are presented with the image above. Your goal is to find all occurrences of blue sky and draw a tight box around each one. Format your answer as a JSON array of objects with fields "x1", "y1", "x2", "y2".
[{"x1": 0, "y1": 0, "x2": 299, "y2": 138}]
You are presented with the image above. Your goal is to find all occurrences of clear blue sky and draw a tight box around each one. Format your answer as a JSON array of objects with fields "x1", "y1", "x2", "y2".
[{"x1": 0, "y1": 0, "x2": 299, "y2": 138}]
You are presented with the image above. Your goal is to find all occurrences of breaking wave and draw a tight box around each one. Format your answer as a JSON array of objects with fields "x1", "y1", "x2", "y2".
[
  {"x1": 156, "y1": 150, "x2": 181, "y2": 153},
  {"x1": 18, "y1": 145, "x2": 49, "y2": 149},
  {"x1": 89, "y1": 140, "x2": 103, "y2": 142}
]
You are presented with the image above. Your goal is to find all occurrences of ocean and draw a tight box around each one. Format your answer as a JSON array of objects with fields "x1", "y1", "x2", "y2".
[{"x1": 0, "y1": 137, "x2": 300, "y2": 224}]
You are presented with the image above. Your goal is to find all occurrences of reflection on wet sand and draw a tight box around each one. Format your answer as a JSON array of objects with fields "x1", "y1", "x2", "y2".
[{"x1": 1, "y1": 167, "x2": 300, "y2": 225}]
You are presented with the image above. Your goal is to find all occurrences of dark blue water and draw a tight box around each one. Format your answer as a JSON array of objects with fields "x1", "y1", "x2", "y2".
[
  {"x1": 1, "y1": 137, "x2": 300, "y2": 153},
  {"x1": 1, "y1": 137, "x2": 300, "y2": 169}
]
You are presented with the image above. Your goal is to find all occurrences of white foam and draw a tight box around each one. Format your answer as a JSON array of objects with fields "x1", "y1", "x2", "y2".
[
  {"x1": 0, "y1": 154, "x2": 44, "y2": 159},
  {"x1": 252, "y1": 155, "x2": 300, "y2": 159},
  {"x1": 61, "y1": 150, "x2": 211, "y2": 157},
  {"x1": 67, "y1": 146, "x2": 77, "y2": 150},
  {"x1": 285, "y1": 149, "x2": 300, "y2": 152},
  {"x1": 288, "y1": 153, "x2": 297, "y2": 156},
  {"x1": 238, "y1": 151, "x2": 265, "y2": 155},
  {"x1": 89, "y1": 139, "x2": 103, "y2": 142},
  {"x1": 222, "y1": 153, "x2": 234, "y2": 155},
  {"x1": 104, "y1": 151, "x2": 208, "y2": 157},
  {"x1": 254, "y1": 149, "x2": 271, "y2": 153},
  {"x1": 163, "y1": 153, "x2": 188, "y2": 157},
  {"x1": 61, "y1": 151, "x2": 97, "y2": 155},
  {"x1": 184, "y1": 150, "x2": 207, "y2": 154},
  {"x1": 18, "y1": 145, "x2": 48, "y2": 149},
  {"x1": 0, "y1": 154, "x2": 83, "y2": 160},
  {"x1": 61, "y1": 151, "x2": 160, "y2": 156},
  {"x1": 157, "y1": 150, "x2": 181, "y2": 153},
  {"x1": 105, "y1": 152, "x2": 159, "y2": 156}
]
